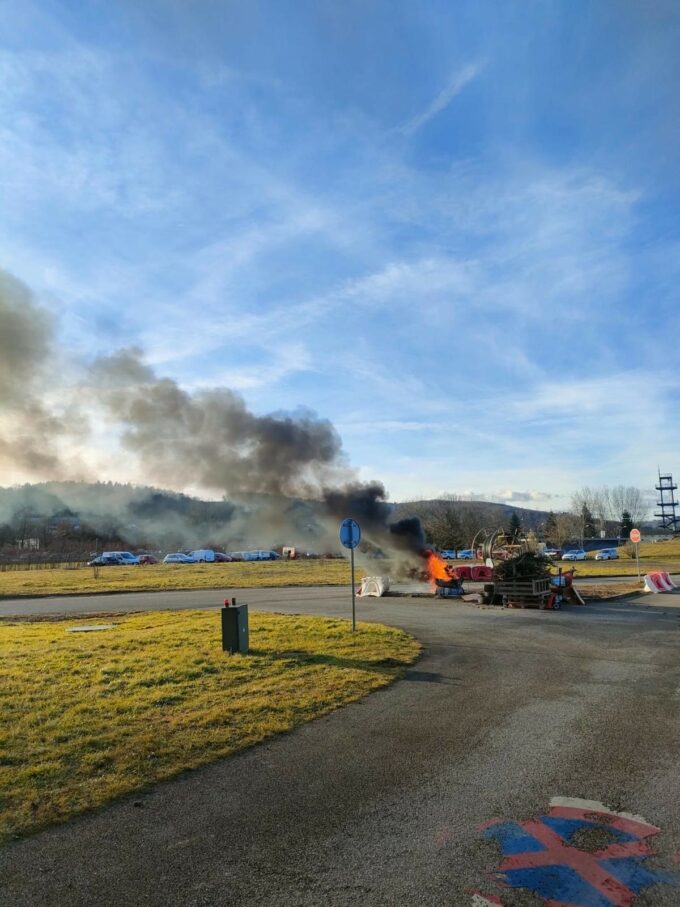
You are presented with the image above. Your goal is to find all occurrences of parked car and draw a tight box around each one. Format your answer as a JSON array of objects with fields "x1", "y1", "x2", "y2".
[
  {"x1": 163, "y1": 553, "x2": 197, "y2": 564},
  {"x1": 543, "y1": 548, "x2": 561, "y2": 558},
  {"x1": 595, "y1": 548, "x2": 619, "y2": 560},
  {"x1": 245, "y1": 550, "x2": 280, "y2": 561},
  {"x1": 439, "y1": 550, "x2": 456, "y2": 559},
  {"x1": 88, "y1": 554, "x2": 125, "y2": 566},
  {"x1": 457, "y1": 549, "x2": 474, "y2": 559},
  {"x1": 228, "y1": 551, "x2": 245, "y2": 561},
  {"x1": 213, "y1": 552, "x2": 233, "y2": 562},
  {"x1": 562, "y1": 549, "x2": 586, "y2": 561},
  {"x1": 137, "y1": 554, "x2": 158, "y2": 565},
  {"x1": 102, "y1": 550, "x2": 140, "y2": 565},
  {"x1": 190, "y1": 549, "x2": 216, "y2": 563}
]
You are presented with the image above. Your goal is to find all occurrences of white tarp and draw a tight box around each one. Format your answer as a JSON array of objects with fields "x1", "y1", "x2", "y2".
[{"x1": 357, "y1": 576, "x2": 391, "y2": 597}]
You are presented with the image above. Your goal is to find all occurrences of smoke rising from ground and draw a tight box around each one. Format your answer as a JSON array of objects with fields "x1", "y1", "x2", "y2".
[
  {"x1": 0, "y1": 268, "x2": 426, "y2": 561},
  {"x1": 0, "y1": 271, "x2": 88, "y2": 478}
]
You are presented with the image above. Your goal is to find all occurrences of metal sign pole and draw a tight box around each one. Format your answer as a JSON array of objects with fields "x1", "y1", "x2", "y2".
[
  {"x1": 339, "y1": 518, "x2": 361, "y2": 634},
  {"x1": 350, "y1": 542, "x2": 356, "y2": 632},
  {"x1": 636, "y1": 541, "x2": 640, "y2": 582}
]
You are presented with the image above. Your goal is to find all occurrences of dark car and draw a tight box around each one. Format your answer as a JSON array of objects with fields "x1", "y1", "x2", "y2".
[
  {"x1": 213, "y1": 552, "x2": 233, "y2": 562},
  {"x1": 137, "y1": 554, "x2": 158, "y2": 565},
  {"x1": 88, "y1": 554, "x2": 125, "y2": 566}
]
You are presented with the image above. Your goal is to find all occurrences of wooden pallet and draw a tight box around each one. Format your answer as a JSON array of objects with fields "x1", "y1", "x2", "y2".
[{"x1": 493, "y1": 577, "x2": 551, "y2": 608}]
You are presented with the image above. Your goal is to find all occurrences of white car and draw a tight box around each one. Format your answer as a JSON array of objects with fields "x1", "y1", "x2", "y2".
[
  {"x1": 163, "y1": 553, "x2": 197, "y2": 564},
  {"x1": 562, "y1": 549, "x2": 586, "y2": 561},
  {"x1": 595, "y1": 548, "x2": 619, "y2": 560}
]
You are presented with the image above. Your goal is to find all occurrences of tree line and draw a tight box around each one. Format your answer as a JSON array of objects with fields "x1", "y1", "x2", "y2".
[{"x1": 400, "y1": 485, "x2": 648, "y2": 552}]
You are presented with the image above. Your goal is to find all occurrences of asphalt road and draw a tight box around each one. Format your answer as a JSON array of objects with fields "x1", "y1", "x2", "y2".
[
  {"x1": 0, "y1": 573, "x2": 672, "y2": 620},
  {"x1": 2, "y1": 589, "x2": 680, "y2": 906}
]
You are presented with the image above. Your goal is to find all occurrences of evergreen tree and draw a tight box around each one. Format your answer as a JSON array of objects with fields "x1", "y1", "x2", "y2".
[
  {"x1": 620, "y1": 510, "x2": 634, "y2": 539},
  {"x1": 544, "y1": 511, "x2": 558, "y2": 544},
  {"x1": 581, "y1": 504, "x2": 596, "y2": 539},
  {"x1": 507, "y1": 511, "x2": 522, "y2": 538}
]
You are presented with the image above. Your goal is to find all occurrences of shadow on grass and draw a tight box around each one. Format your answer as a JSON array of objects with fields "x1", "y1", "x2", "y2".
[{"x1": 248, "y1": 649, "x2": 414, "y2": 672}]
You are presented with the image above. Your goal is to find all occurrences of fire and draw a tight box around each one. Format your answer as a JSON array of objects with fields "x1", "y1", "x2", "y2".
[{"x1": 425, "y1": 550, "x2": 457, "y2": 590}]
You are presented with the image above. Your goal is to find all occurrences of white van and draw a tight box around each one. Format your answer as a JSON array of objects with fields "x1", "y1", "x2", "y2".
[{"x1": 190, "y1": 549, "x2": 215, "y2": 562}]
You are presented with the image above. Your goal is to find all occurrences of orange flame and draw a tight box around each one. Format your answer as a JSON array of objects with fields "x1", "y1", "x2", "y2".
[{"x1": 425, "y1": 551, "x2": 457, "y2": 591}]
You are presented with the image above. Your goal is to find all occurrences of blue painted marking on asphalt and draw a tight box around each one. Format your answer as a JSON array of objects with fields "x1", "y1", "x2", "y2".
[
  {"x1": 500, "y1": 865, "x2": 614, "y2": 907},
  {"x1": 540, "y1": 815, "x2": 637, "y2": 845},
  {"x1": 482, "y1": 821, "x2": 546, "y2": 855},
  {"x1": 599, "y1": 858, "x2": 680, "y2": 893},
  {"x1": 482, "y1": 809, "x2": 680, "y2": 905}
]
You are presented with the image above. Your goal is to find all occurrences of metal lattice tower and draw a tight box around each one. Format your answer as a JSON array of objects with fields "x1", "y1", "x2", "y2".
[{"x1": 655, "y1": 471, "x2": 680, "y2": 533}]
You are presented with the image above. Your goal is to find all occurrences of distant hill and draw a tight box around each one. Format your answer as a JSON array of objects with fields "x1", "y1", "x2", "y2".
[
  {"x1": 0, "y1": 482, "x2": 562, "y2": 555},
  {"x1": 391, "y1": 498, "x2": 552, "y2": 531}
]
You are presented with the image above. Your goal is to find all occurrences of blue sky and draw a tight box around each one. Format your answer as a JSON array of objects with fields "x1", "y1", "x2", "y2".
[{"x1": 1, "y1": 0, "x2": 679, "y2": 508}]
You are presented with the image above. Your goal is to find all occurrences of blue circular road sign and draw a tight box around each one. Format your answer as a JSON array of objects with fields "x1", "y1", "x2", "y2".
[{"x1": 339, "y1": 518, "x2": 361, "y2": 549}]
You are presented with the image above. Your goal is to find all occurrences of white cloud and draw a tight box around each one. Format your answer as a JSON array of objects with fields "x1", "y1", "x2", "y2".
[
  {"x1": 400, "y1": 62, "x2": 482, "y2": 135},
  {"x1": 495, "y1": 489, "x2": 553, "y2": 504}
]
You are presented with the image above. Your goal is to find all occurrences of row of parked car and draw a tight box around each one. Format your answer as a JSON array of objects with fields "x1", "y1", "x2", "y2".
[
  {"x1": 88, "y1": 549, "x2": 281, "y2": 567},
  {"x1": 546, "y1": 547, "x2": 619, "y2": 561},
  {"x1": 439, "y1": 547, "x2": 620, "y2": 562}
]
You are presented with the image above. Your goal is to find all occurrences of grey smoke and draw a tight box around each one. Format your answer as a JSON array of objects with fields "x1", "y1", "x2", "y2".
[
  {"x1": 0, "y1": 268, "x2": 425, "y2": 559},
  {"x1": 90, "y1": 348, "x2": 349, "y2": 500},
  {"x1": 0, "y1": 270, "x2": 86, "y2": 476}
]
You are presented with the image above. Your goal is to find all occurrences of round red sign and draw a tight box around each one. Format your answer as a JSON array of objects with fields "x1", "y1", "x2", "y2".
[{"x1": 630, "y1": 528, "x2": 641, "y2": 543}]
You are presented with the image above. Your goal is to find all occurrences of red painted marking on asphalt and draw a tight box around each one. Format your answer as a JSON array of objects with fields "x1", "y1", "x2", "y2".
[
  {"x1": 549, "y1": 805, "x2": 659, "y2": 839},
  {"x1": 499, "y1": 820, "x2": 636, "y2": 905},
  {"x1": 590, "y1": 841, "x2": 652, "y2": 860}
]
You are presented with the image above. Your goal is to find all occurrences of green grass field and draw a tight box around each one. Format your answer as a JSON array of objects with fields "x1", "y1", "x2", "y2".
[
  {"x1": 0, "y1": 559, "x2": 351, "y2": 598},
  {"x1": 0, "y1": 611, "x2": 419, "y2": 843}
]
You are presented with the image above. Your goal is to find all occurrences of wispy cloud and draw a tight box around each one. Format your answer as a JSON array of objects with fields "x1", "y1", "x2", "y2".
[
  {"x1": 400, "y1": 62, "x2": 482, "y2": 135},
  {"x1": 1, "y1": 2, "x2": 678, "y2": 506}
]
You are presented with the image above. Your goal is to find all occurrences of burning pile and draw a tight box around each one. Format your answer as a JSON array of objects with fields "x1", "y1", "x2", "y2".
[{"x1": 424, "y1": 549, "x2": 463, "y2": 595}]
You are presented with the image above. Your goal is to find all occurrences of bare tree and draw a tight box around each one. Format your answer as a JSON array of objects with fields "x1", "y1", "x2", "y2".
[
  {"x1": 554, "y1": 512, "x2": 582, "y2": 547},
  {"x1": 572, "y1": 485, "x2": 648, "y2": 535},
  {"x1": 609, "y1": 485, "x2": 647, "y2": 526}
]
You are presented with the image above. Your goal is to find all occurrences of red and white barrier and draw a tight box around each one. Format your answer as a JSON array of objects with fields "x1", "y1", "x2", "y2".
[
  {"x1": 656, "y1": 572, "x2": 674, "y2": 591},
  {"x1": 662, "y1": 572, "x2": 677, "y2": 589},
  {"x1": 643, "y1": 572, "x2": 678, "y2": 593}
]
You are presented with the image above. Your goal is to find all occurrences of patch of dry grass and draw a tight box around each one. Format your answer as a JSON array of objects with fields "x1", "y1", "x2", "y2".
[
  {"x1": 0, "y1": 559, "x2": 351, "y2": 599},
  {"x1": 0, "y1": 611, "x2": 419, "y2": 843},
  {"x1": 580, "y1": 581, "x2": 644, "y2": 599}
]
